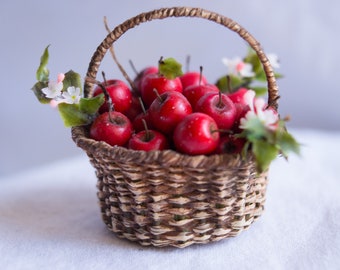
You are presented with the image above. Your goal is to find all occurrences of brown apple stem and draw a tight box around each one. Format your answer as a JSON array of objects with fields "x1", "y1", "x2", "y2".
[
  {"x1": 186, "y1": 55, "x2": 191, "y2": 73},
  {"x1": 101, "y1": 71, "x2": 115, "y2": 122},
  {"x1": 153, "y1": 88, "x2": 163, "y2": 102},
  {"x1": 217, "y1": 91, "x2": 224, "y2": 108},
  {"x1": 211, "y1": 129, "x2": 232, "y2": 134},
  {"x1": 158, "y1": 56, "x2": 164, "y2": 76},
  {"x1": 199, "y1": 66, "x2": 203, "y2": 85},
  {"x1": 138, "y1": 97, "x2": 147, "y2": 115},
  {"x1": 103, "y1": 16, "x2": 136, "y2": 90},
  {"x1": 141, "y1": 119, "x2": 151, "y2": 141}
]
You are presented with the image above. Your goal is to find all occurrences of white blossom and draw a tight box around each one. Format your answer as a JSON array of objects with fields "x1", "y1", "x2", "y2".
[
  {"x1": 41, "y1": 73, "x2": 65, "y2": 99},
  {"x1": 61, "y1": 86, "x2": 81, "y2": 104},
  {"x1": 240, "y1": 94, "x2": 279, "y2": 131},
  {"x1": 222, "y1": 57, "x2": 255, "y2": 78}
]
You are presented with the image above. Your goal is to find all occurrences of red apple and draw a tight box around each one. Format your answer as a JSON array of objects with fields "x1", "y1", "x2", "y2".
[
  {"x1": 195, "y1": 92, "x2": 236, "y2": 130},
  {"x1": 90, "y1": 111, "x2": 132, "y2": 147},
  {"x1": 215, "y1": 134, "x2": 246, "y2": 154},
  {"x1": 133, "y1": 66, "x2": 158, "y2": 93},
  {"x1": 125, "y1": 93, "x2": 143, "y2": 121},
  {"x1": 132, "y1": 110, "x2": 154, "y2": 132},
  {"x1": 140, "y1": 73, "x2": 183, "y2": 107},
  {"x1": 93, "y1": 79, "x2": 132, "y2": 114},
  {"x1": 183, "y1": 84, "x2": 219, "y2": 109},
  {"x1": 173, "y1": 112, "x2": 220, "y2": 155},
  {"x1": 148, "y1": 91, "x2": 192, "y2": 135},
  {"x1": 227, "y1": 87, "x2": 250, "y2": 105},
  {"x1": 180, "y1": 71, "x2": 208, "y2": 90},
  {"x1": 128, "y1": 129, "x2": 169, "y2": 151}
]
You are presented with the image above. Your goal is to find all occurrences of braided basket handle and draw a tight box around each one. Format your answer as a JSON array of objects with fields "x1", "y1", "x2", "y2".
[{"x1": 85, "y1": 6, "x2": 279, "y2": 109}]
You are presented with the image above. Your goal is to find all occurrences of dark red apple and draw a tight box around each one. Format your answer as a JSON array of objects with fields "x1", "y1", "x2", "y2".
[
  {"x1": 128, "y1": 129, "x2": 169, "y2": 151},
  {"x1": 183, "y1": 84, "x2": 219, "y2": 109},
  {"x1": 195, "y1": 92, "x2": 236, "y2": 130},
  {"x1": 140, "y1": 73, "x2": 183, "y2": 107},
  {"x1": 90, "y1": 111, "x2": 132, "y2": 147},
  {"x1": 173, "y1": 112, "x2": 220, "y2": 155},
  {"x1": 93, "y1": 79, "x2": 132, "y2": 114},
  {"x1": 125, "y1": 93, "x2": 143, "y2": 121},
  {"x1": 215, "y1": 134, "x2": 246, "y2": 154},
  {"x1": 148, "y1": 91, "x2": 192, "y2": 135},
  {"x1": 132, "y1": 110, "x2": 154, "y2": 132},
  {"x1": 133, "y1": 66, "x2": 158, "y2": 93},
  {"x1": 180, "y1": 71, "x2": 208, "y2": 90}
]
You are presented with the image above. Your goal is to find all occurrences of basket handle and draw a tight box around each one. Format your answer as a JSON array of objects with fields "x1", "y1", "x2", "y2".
[{"x1": 84, "y1": 6, "x2": 279, "y2": 109}]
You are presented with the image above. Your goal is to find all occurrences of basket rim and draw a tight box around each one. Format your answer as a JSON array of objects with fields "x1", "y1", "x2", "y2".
[{"x1": 71, "y1": 125, "x2": 256, "y2": 169}]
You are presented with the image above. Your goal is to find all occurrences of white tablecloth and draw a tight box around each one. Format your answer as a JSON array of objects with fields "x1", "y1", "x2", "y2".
[{"x1": 1, "y1": 129, "x2": 339, "y2": 270}]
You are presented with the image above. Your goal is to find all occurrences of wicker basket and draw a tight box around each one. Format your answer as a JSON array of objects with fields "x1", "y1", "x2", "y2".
[{"x1": 71, "y1": 6, "x2": 279, "y2": 248}]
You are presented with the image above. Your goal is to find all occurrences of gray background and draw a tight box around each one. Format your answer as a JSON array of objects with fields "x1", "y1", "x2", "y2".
[{"x1": 1, "y1": 0, "x2": 339, "y2": 176}]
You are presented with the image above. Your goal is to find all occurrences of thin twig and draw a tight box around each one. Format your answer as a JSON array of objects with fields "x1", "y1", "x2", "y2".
[{"x1": 103, "y1": 16, "x2": 135, "y2": 90}]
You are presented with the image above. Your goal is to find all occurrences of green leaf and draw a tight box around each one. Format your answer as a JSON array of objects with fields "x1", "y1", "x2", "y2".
[
  {"x1": 79, "y1": 94, "x2": 105, "y2": 115},
  {"x1": 36, "y1": 45, "x2": 50, "y2": 82},
  {"x1": 215, "y1": 75, "x2": 249, "y2": 93},
  {"x1": 62, "y1": 70, "x2": 82, "y2": 93},
  {"x1": 31, "y1": 81, "x2": 51, "y2": 104},
  {"x1": 274, "y1": 72, "x2": 284, "y2": 79},
  {"x1": 158, "y1": 57, "x2": 183, "y2": 79},
  {"x1": 58, "y1": 103, "x2": 92, "y2": 127},
  {"x1": 244, "y1": 48, "x2": 283, "y2": 83},
  {"x1": 252, "y1": 140, "x2": 279, "y2": 173},
  {"x1": 240, "y1": 116, "x2": 268, "y2": 142},
  {"x1": 244, "y1": 48, "x2": 262, "y2": 76},
  {"x1": 277, "y1": 129, "x2": 301, "y2": 158},
  {"x1": 250, "y1": 86, "x2": 268, "y2": 97}
]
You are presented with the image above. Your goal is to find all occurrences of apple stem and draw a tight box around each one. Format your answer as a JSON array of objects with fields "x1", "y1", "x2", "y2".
[
  {"x1": 141, "y1": 119, "x2": 151, "y2": 141},
  {"x1": 153, "y1": 88, "x2": 163, "y2": 102},
  {"x1": 211, "y1": 129, "x2": 232, "y2": 134},
  {"x1": 158, "y1": 56, "x2": 164, "y2": 76},
  {"x1": 186, "y1": 55, "x2": 191, "y2": 73},
  {"x1": 217, "y1": 91, "x2": 224, "y2": 108},
  {"x1": 199, "y1": 66, "x2": 203, "y2": 85},
  {"x1": 103, "y1": 16, "x2": 136, "y2": 90},
  {"x1": 101, "y1": 71, "x2": 115, "y2": 122},
  {"x1": 138, "y1": 97, "x2": 147, "y2": 115}
]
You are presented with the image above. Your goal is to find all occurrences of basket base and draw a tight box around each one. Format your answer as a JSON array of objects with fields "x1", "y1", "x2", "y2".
[{"x1": 96, "y1": 172, "x2": 267, "y2": 248}]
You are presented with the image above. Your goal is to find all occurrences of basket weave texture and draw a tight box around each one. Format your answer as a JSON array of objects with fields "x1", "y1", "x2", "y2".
[{"x1": 72, "y1": 6, "x2": 278, "y2": 248}]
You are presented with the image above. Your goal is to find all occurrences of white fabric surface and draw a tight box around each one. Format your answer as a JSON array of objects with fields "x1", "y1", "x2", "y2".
[{"x1": 0, "y1": 129, "x2": 339, "y2": 270}]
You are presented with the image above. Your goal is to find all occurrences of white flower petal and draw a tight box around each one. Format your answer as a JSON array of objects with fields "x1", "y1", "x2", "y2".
[
  {"x1": 243, "y1": 89, "x2": 256, "y2": 110},
  {"x1": 239, "y1": 63, "x2": 255, "y2": 77},
  {"x1": 41, "y1": 81, "x2": 63, "y2": 98},
  {"x1": 61, "y1": 86, "x2": 81, "y2": 104}
]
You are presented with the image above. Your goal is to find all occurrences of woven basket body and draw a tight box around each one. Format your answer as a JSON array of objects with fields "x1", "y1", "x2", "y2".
[{"x1": 72, "y1": 7, "x2": 279, "y2": 248}]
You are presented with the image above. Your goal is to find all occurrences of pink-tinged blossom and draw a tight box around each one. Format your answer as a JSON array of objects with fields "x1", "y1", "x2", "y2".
[
  {"x1": 57, "y1": 73, "x2": 65, "y2": 83},
  {"x1": 222, "y1": 57, "x2": 255, "y2": 78},
  {"x1": 240, "y1": 93, "x2": 279, "y2": 131},
  {"x1": 41, "y1": 73, "x2": 65, "y2": 99}
]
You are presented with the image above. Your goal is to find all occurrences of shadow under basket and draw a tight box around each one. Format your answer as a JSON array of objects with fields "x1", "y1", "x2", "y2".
[{"x1": 71, "y1": 6, "x2": 279, "y2": 248}]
